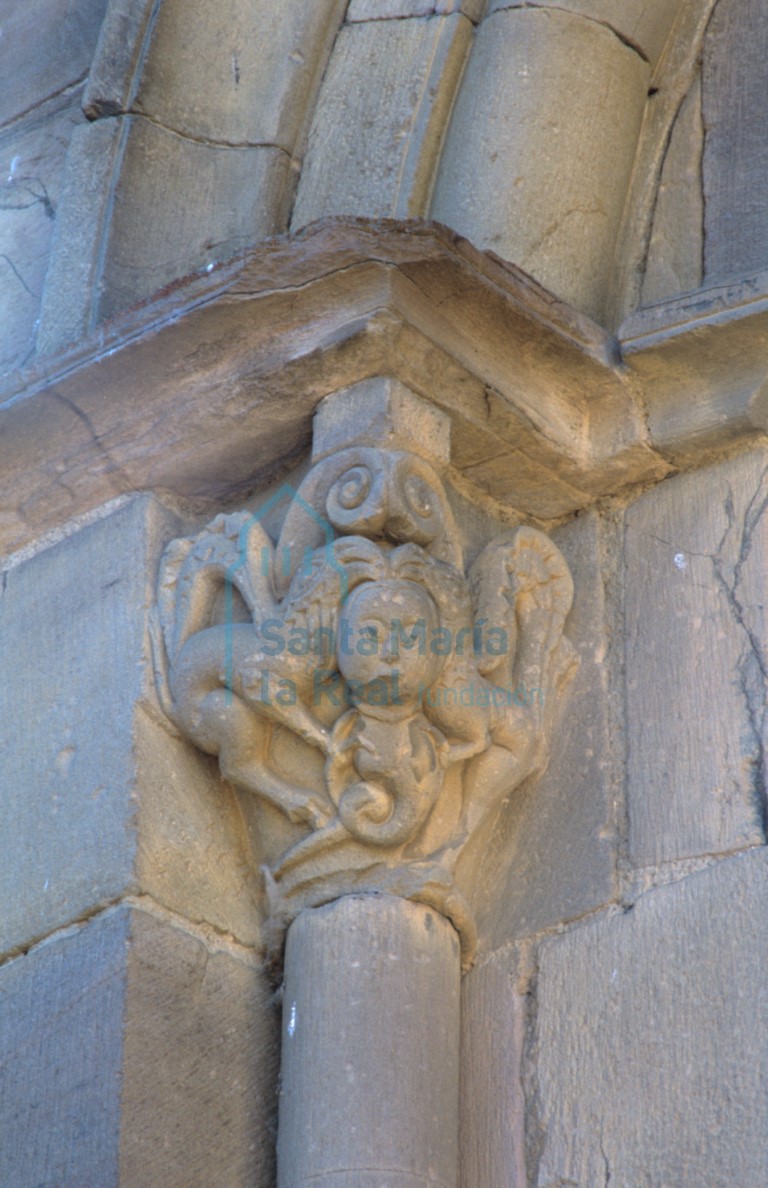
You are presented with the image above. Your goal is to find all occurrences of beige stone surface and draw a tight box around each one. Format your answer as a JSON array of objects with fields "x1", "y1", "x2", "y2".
[
  {"x1": 469, "y1": 511, "x2": 617, "y2": 946},
  {"x1": 460, "y1": 955, "x2": 526, "y2": 1188},
  {"x1": 99, "y1": 116, "x2": 294, "y2": 322},
  {"x1": 0, "y1": 495, "x2": 263, "y2": 958},
  {"x1": 292, "y1": 15, "x2": 472, "y2": 226},
  {"x1": 431, "y1": 7, "x2": 649, "y2": 321},
  {"x1": 703, "y1": 0, "x2": 768, "y2": 285},
  {"x1": 348, "y1": 0, "x2": 485, "y2": 18},
  {"x1": 39, "y1": 114, "x2": 293, "y2": 350},
  {"x1": 134, "y1": 711, "x2": 262, "y2": 947},
  {"x1": 278, "y1": 896, "x2": 460, "y2": 1187},
  {"x1": 121, "y1": 908, "x2": 279, "y2": 1187},
  {"x1": 607, "y1": 0, "x2": 716, "y2": 327},
  {"x1": 459, "y1": 454, "x2": 591, "y2": 521},
  {"x1": 485, "y1": 0, "x2": 682, "y2": 67},
  {"x1": 625, "y1": 449, "x2": 768, "y2": 867},
  {"x1": 641, "y1": 73, "x2": 704, "y2": 306},
  {"x1": 0, "y1": 905, "x2": 279, "y2": 1188},
  {"x1": 133, "y1": 0, "x2": 347, "y2": 152},
  {"x1": 312, "y1": 375, "x2": 451, "y2": 463},
  {"x1": 0, "y1": 907, "x2": 126, "y2": 1188},
  {"x1": 0, "y1": 498, "x2": 169, "y2": 956},
  {"x1": 0, "y1": 96, "x2": 84, "y2": 372},
  {"x1": 82, "y1": 0, "x2": 157, "y2": 118},
  {"x1": 0, "y1": 0, "x2": 107, "y2": 128},
  {"x1": 534, "y1": 848, "x2": 768, "y2": 1185},
  {"x1": 12, "y1": 221, "x2": 665, "y2": 559},
  {"x1": 619, "y1": 272, "x2": 768, "y2": 462},
  {"x1": 36, "y1": 116, "x2": 127, "y2": 355}
]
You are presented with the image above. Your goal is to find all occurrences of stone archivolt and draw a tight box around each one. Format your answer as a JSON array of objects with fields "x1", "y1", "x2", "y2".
[{"x1": 152, "y1": 384, "x2": 576, "y2": 967}]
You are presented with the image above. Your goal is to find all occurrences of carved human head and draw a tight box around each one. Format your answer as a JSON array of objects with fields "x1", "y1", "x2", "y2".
[{"x1": 338, "y1": 579, "x2": 441, "y2": 702}]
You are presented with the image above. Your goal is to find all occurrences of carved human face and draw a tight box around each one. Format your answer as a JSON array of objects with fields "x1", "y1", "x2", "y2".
[{"x1": 338, "y1": 580, "x2": 439, "y2": 703}]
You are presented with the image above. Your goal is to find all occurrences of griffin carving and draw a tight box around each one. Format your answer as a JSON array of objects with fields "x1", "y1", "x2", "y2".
[{"x1": 152, "y1": 396, "x2": 576, "y2": 968}]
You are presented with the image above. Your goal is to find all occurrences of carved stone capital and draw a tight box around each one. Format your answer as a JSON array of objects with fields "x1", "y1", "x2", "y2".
[{"x1": 152, "y1": 378, "x2": 577, "y2": 968}]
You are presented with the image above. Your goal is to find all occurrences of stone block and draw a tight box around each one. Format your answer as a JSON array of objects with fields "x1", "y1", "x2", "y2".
[
  {"x1": 0, "y1": 96, "x2": 85, "y2": 373},
  {"x1": 82, "y1": 0, "x2": 157, "y2": 118},
  {"x1": 0, "y1": 497, "x2": 169, "y2": 955},
  {"x1": 0, "y1": 495, "x2": 261, "y2": 958},
  {"x1": 134, "y1": 710, "x2": 262, "y2": 947},
  {"x1": 0, "y1": 908, "x2": 127, "y2": 1188},
  {"x1": 312, "y1": 376, "x2": 451, "y2": 464},
  {"x1": 703, "y1": 0, "x2": 768, "y2": 284},
  {"x1": 278, "y1": 896, "x2": 460, "y2": 1187},
  {"x1": 99, "y1": 116, "x2": 293, "y2": 321},
  {"x1": 36, "y1": 116, "x2": 128, "y2": 355},
  {"x1": 348, "y1": 0, "x2": 485, "y2": 20},
  {"x1": 431, "y1": 7, "x2": 648, "y2": 321},
  {"x1": 0, "y1": 0, "x2": 107, "y2": 128},
  {"x1": 479, "y1": 512, "x2": 617, "y2": 946},
  {"x1": 624, "y1": 450, "x2": 768, "y2": 867},
  {"x1": 607, "y1": 0, "x2": 716, "y2": 326},
  {"x1": 485, "y1": 0, "x2": 680, "y2": 67},
  {"x1": 534, "y1": 848, "x2": 768, "y2": 1186},
  {"x1": 0, "y1": 905, "x2": 280, "y2": 1187},
  {"x1": 460, "y1": 955, "x2": 526, "y2": 1188},
  {"x1": 642, "y1": 73, "x2": 704, "y2": 306},
  {"x1": 39, "y1": 113, "x2": 294, "y2": 350},
  {"x1": 132, "y1": 0, "x2": 347, "y2": 152},
  {"x1": 291, "y1": 13, "x2": 472, "y2": 226},
  {"x1": 120, "y1": 908, "x2": 279, "y2": 1186},
  {"x1": 459, "y1": 452, "x2": 590, "y2": 521}
]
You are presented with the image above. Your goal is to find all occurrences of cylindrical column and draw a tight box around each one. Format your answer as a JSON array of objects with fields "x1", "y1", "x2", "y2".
[
  {"x1": 430, "y1": 4, "x2": 651, "y2": 322},
  {"x1": 277, "y1": 894, "x2": 461, "y2": 1188}
]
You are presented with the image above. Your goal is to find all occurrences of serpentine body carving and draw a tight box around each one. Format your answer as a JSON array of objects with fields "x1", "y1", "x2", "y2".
[{"x1": 152, "y1": 387, "x2": 576, "y2": 967}]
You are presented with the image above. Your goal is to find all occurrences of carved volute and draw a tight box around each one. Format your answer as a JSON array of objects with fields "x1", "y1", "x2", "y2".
[{"x1": 152, "y1": 379, "x2": 577, "y2": 969}]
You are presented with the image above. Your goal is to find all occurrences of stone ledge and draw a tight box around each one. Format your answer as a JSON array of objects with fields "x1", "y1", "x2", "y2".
[{"x1": 3, "y1": 218, "x2": 767, "y2": 554}]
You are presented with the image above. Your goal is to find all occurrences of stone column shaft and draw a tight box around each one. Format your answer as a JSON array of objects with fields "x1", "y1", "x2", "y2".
[{"x1": 276, "y1": 894, "x2": 461, "y2": 1188}]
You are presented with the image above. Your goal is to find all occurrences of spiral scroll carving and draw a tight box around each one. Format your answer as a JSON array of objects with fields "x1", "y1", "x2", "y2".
[{"x1": 151, "y1": 394, "x2": 576, "y2": 968}]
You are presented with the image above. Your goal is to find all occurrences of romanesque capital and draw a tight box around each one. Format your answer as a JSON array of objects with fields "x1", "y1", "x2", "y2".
[{"x1": 152, "y1": 379, "x2": 576, "y2": 967}]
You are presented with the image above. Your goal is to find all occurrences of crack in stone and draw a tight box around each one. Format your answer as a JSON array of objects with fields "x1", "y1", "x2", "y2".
[
  {"x1": 0, "y1": 74, "x2": 88, "y2": 133},
  {"x1": 519, "y1": 203, "x2": 608, "y2": 269},
  {"x1": 489, "y1": 3, "x2": 650, "y2": 64},
  {"x1": 0, "y1": 177, "x2": 55, "y2": 219},
  {"x1": 0, "y1": 253, "x2": 37, "y2": 298},
  {"x1": 280, "y1": 1170, "x2": 454, "y2": 1185},
  {"x1": 0, "y1": 890, "x2": 265, "y2": 976},
  {"x1": 699, "y1": 0, "x2": 722, "y2": 282},
  {"x1": 345, "y1": 3, "x2": 483, "y2": 26},
  {"x1": 346, "y1": 9, "x2": 448, "y2": 24},
  {"x1": 123, "y1": 108, "x2": 294, "y2": 155},
  {"x1": 624, "y1": 521, "x2": 713, "y2": 558},
  {"x1": 637, "y1": 88, "x2": 690, "y2": 305},
  {"x1": 710, "y1": 472, "x2": 768, "y2": 839},
  {"x1": 522, "y1": 964, "x2": 547, "y2": 1186},
  {"x1": 621, "y1": 846, "x2": 765, "y2": 907},
  {"x1": 600, "y1": 1134, "x2": 612, "y2": 1186},
  {"x1": 0, "y1": 895, "x2": 127, "y2": 971},
  {"x1": 48, "y1": 390, "x2": 131, "y2": 496}
]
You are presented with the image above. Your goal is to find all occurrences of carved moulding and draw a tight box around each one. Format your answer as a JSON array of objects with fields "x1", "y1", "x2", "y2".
[{"x1": 151, "y1": 380, "x2": 577, "y2": 969}]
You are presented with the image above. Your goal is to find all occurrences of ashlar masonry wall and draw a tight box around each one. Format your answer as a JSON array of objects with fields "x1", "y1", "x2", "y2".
[
  {"x1": 3, "y1": 2, "x2": 768, "y2": 1185},
  {"x1": 3, "y1": 440, "x2": 768, "y2": 1184},
  {"x1": 462, "y1": 445, "x2": 768, "y2": 1185},
  {"x1": 0, "y1": 495, "x2": 280, "y2": 1185}
]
